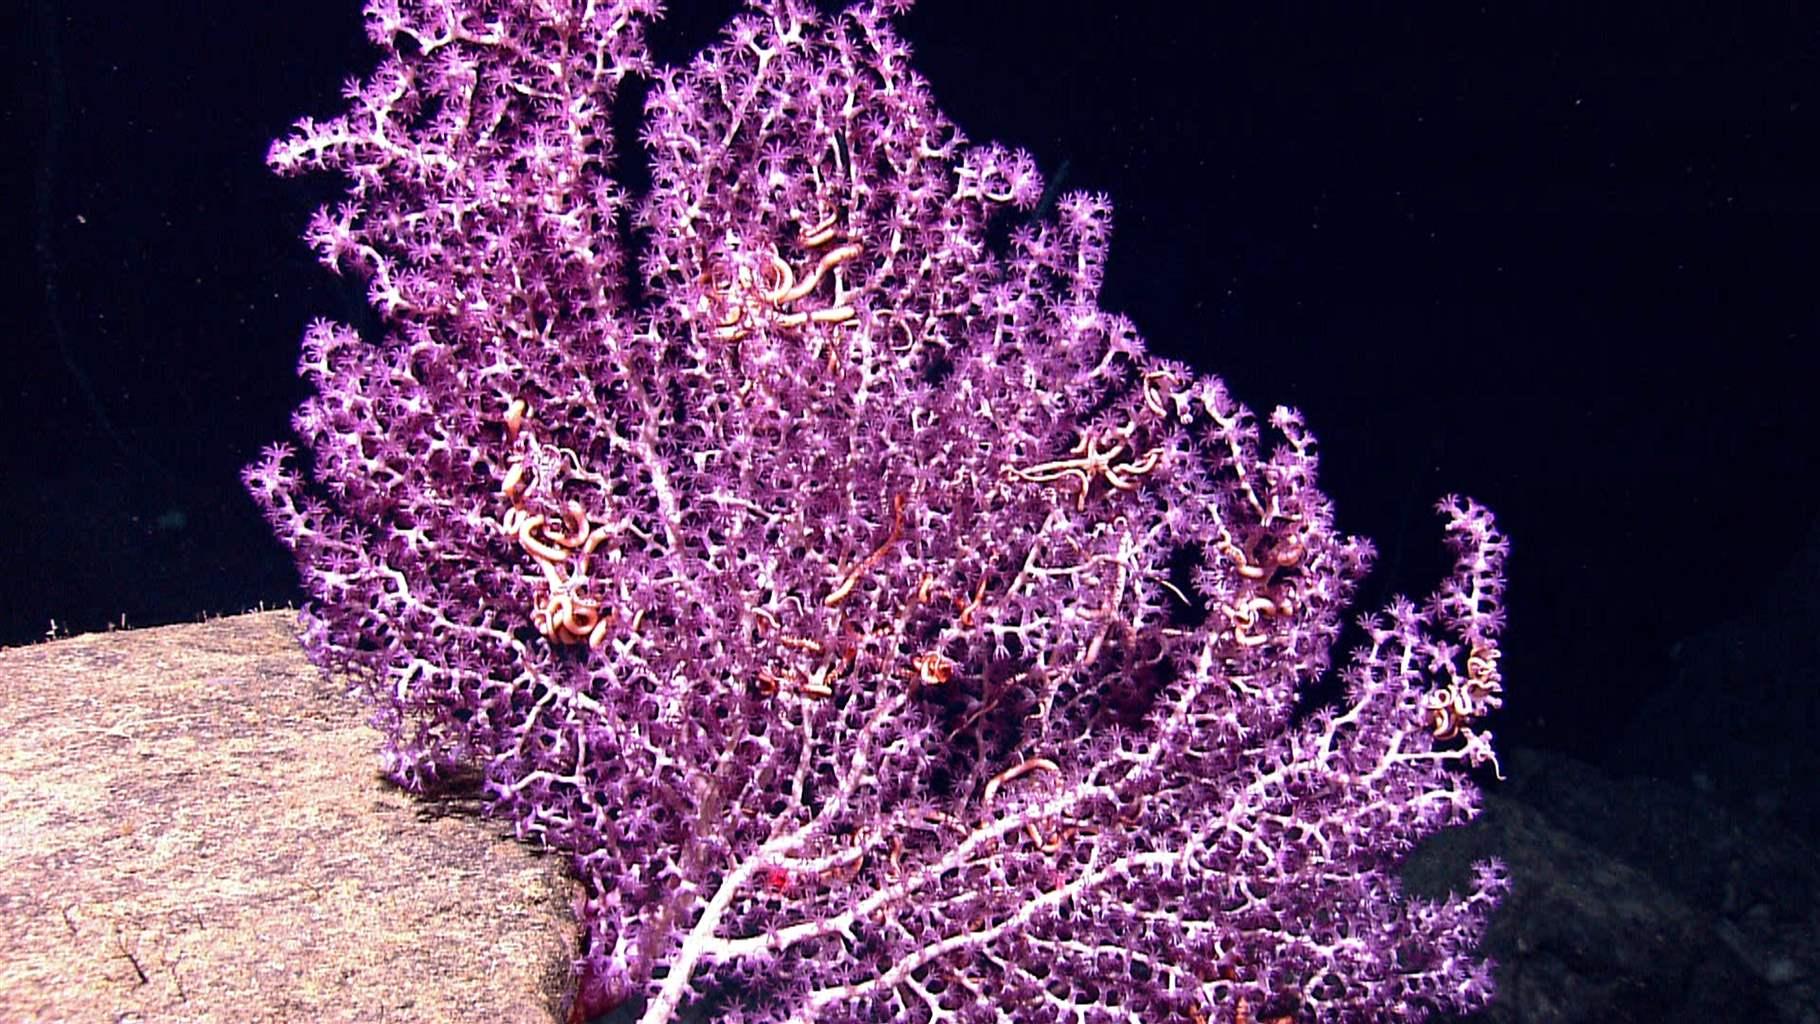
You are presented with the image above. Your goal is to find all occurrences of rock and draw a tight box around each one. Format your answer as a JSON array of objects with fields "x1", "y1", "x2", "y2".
[
  {"x1": 0, "y1": 611, "x2": 581, "y2": 1024},
  {"x1": 1611, "y1": 516, "x2": 1820, "y2": 841},
  {"x1": 1408, "y1": 746, "x2": 1814, "y2": 1023}
]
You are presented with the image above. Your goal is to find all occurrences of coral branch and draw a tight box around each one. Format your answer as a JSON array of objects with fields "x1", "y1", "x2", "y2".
[{"x1": 248, "y1": 3, "x2": 1512, "y2": 1022}]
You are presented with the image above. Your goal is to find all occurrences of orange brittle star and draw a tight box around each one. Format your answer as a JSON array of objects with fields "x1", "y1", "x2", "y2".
[{"x1": 1003, "y1": 428, "x2": 1163, "y2": 509}]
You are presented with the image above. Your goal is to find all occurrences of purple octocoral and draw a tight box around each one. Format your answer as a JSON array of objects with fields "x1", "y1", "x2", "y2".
[{"x1": 246, "y1": 2, "x2": 1511, "y2": 1021}]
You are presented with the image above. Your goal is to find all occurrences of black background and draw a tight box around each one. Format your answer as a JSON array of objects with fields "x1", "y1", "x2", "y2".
[{"x1": 8, "y1": 0, "x2": 1818, "y2": 767}]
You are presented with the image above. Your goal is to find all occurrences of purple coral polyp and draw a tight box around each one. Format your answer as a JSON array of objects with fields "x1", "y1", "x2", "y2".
[{"x1": 247, "y1": 2, "x2": 1511, "y2": 1021}]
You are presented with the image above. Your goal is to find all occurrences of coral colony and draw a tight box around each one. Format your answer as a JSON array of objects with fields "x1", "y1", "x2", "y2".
[{"x1": 246, "y1": 1, "x2": 1511, "y2": 1021}]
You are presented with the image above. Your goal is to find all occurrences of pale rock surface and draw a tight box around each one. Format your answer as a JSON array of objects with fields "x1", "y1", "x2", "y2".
[{"x1": 0, "y1": 611, "x2": 580, "y2": 1024}]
